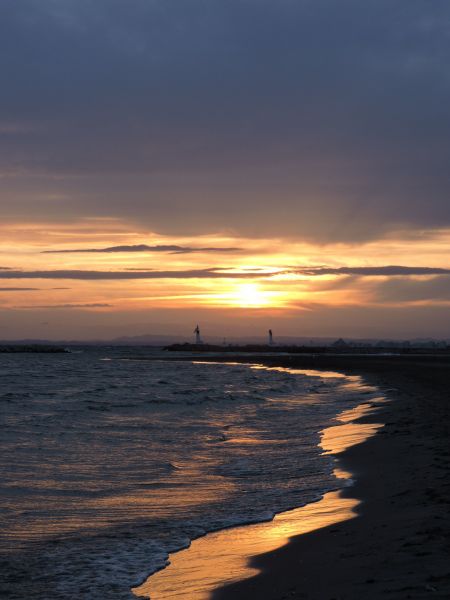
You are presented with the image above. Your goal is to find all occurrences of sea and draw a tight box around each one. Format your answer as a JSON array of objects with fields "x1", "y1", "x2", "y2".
[{"x1": 0, "y1": 347, "x2": 381, "y2": 599}]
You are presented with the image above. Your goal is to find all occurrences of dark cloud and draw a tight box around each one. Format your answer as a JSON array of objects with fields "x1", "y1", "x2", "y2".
[
  {"x1": 1, "y1": 265, "x2": 450, "y2": 281},
  {"x1": 0, "y1": 268, "x2": 260, "y2": 280},
  {"x1": 0, "y1": 287, "x2": 39, "y2": 291},
  {"x1": 296, "y1": 266, "x2": 450, "y2": 277},
  {"x1": 42, "y1": 244, "x2": 241, "y2": 254},
  {"x1": 0, "y1": 1, "x2": 449, "y2": 241},
  {"x1": 17, "y1": 303, "x2": 113, "y2": 309}
]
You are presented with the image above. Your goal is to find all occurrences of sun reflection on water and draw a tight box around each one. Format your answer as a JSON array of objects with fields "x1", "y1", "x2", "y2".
[
  {"x1": 132, "y1": 385, "x2": 385, "y2": 600},
  {"x1": 132, "y1": 488, "x2": 358, "y2": 600}
]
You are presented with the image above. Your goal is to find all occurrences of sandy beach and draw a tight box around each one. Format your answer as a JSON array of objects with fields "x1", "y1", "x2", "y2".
[
  {"x1": 205, "y1": 354, "x2": 450, "y2": 600},
  {"x1": 142, "y1": 353, "x2": 450, "y2": 599}
]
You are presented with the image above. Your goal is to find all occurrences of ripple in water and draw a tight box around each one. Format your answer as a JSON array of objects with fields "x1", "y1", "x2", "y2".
[{"x1": 0, "y1": 348, "x2": 382, "y2": 599}]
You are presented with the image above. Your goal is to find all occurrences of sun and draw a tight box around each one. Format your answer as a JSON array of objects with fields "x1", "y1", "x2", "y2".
[
  {"x1": 234, "y1": 283, "x2": 269, "y2": 308},
  {"x1": 203, "y1": 282, "x2": 285, "y2": 309}
]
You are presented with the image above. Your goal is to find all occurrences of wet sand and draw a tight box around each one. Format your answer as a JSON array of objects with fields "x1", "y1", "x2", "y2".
[
  {"x1": 133, "y1": 373, "x2": 384, "y2": 599},
  {"x1": 210, "y1": 355, "x2": 450, "y2": 599}
]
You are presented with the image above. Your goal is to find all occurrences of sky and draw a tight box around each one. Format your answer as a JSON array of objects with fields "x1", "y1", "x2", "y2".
[{"x1": 1, "y1": 1, "x2": 450, "y2": 340}]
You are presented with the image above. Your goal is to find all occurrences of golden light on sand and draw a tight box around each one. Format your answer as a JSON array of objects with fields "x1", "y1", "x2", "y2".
[
  {"x1": 132, "y1": 490, "x2": 359, "y2": 600},
  {"x1": 132, "y1": 380, "x2": 386, "y2": 600}
]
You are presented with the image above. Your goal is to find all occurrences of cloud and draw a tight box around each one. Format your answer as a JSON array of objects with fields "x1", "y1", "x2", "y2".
[
  {"x1": 0, "y1": 268, "x2": 261, "y2": 280},
  {"x1": 0, "y1": 1, "x2": 449, "y2": 242},
  {"x1": 42, "y1": 244, "x2": 241, "y2": 254},
  {"x1": 295, "y1": 266, "x2": 450, "y2": 277},
  {"x1": 375, "y1": 276, "x2": 450, "y2": 303},
  {"x1": 0, "y1": 287, "x2": 40, "y2": 291},
  {"x1": 17, "y1": 303, "x2": 112, "y2": 309},
  {"x1": 0, "y1": 121, "x2": 38, "y2": 135},
  {"x1": 1, "y1": 264, "x2": 450, "y2": 281}
]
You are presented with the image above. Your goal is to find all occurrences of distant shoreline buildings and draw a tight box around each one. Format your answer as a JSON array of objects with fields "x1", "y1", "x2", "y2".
[{"x1": 190, "y1": 326, "x2": 449, "y2": 351}]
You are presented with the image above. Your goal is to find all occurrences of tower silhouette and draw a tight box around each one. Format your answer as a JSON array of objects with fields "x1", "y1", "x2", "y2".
[{"x1": 194, "y1": 325, "x2": 202, "y2": 344}]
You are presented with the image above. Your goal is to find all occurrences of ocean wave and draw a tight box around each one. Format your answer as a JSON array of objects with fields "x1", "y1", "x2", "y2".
[{"x1": 0, "y1": 348, "x2": 382, "y2": 599}]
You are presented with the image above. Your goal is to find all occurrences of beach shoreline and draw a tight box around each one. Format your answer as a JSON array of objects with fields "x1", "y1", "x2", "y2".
[
  {"x1": 203, "y1": 354, "x2": 450, "y2": 599},
  {"x1": 138, "y1": 352, "x2": 450, "y2": 599},
  {"x1": 133, "y1": 365, "x2": 384, "y2": 599}
]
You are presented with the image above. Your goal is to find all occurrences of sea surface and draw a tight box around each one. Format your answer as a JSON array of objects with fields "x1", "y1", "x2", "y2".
[{"x1": 0, "y1": 347, "x2": 380, "y2": 599}]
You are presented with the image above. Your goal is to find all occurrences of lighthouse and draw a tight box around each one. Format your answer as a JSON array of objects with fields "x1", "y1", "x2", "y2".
[{"x1": 194, "y1": 324, "x2": 203, "y2": 344}]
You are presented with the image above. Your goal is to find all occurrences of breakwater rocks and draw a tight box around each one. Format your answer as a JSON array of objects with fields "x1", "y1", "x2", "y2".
[
  {"x1": 0, "y1": 345, "x2": 68, "y2": 353},
  {"x1": 165, "y1": 343, "x2": 450, "y2": 355}
]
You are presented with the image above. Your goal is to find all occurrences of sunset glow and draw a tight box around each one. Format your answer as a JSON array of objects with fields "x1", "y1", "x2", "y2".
[
  {"x1": 1, "y1": 4, "x2": 450, "y2": 600},
  {"x1": 1, "y1": 1, "x2": 450, "y2": 341},
  {"x1": 1, "y1": 219, "x2": 450, "y2": 339}
]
